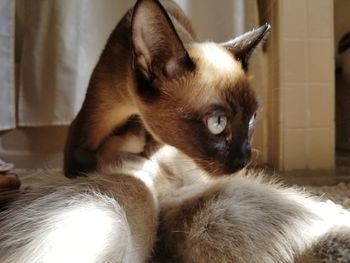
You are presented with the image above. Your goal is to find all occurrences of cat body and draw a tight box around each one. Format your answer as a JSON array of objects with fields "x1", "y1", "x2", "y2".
[
  {"x1": 0, "y1": 161, "x2": 158, "y2": 263},
  {"x1": 64, "y1": 0, "x2": 268, "y2": 178},
  {"x1": 2, "y1": 1, "x2": 349, "y2": 262},
  {"x1": 1, "y1": 146, "x2": 350, "y2": 262}
]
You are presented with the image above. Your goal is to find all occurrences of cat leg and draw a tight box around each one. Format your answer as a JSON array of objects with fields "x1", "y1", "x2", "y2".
[
  {"x1": 64, "y1": 100, "x2": 137, "y2": 177},
  {"x1": 97, "y1": 115, "x2": 155, "y2": 168}
]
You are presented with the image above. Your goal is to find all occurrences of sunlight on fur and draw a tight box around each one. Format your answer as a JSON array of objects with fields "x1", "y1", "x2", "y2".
[
  {"x1": 1, "y1": 0, "x2": 349, "y2": 260},
  {"x1": 40, "y1": 202, "x2": 128, "y2": 263},
  {"x1": 302, "y1": 199, "x2": 350, "y2": 238},
  {"x1": 198, "y1": 43, "x2": 239, "y2": 70},
  {"x1": 192, "y1": 42, "x2": 243, "y2": 81}
]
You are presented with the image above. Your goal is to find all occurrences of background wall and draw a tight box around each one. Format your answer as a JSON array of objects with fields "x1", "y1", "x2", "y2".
[
  {"x1": 1, "y1": 0, "x2": 270, "y2": 169},
  {"x1": 277, "y1": 0, "x2": 335, "y2": 171},
  {"x1": 0, "y1": 0, "x2": 338, "y2": 173}
]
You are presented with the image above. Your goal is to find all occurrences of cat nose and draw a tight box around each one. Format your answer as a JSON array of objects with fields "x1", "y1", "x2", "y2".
[
  {"x1": 223, "y1": 140, "x2": 253, "y2": 174},
  {"x1": 241, "y1": 140, "x2": 251, "y2": 159}
]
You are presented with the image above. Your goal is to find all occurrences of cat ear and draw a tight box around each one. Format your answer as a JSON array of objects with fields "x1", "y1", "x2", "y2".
[
  {"x1": 222, "y1": 24, "x2": 271, "y2": 71},
  {"x1": 132, "y1": 0, "x2": 194, "y2": 80}
]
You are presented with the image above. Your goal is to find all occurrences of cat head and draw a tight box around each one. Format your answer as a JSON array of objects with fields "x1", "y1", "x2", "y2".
[{"x1": 132, "y1": 0, "x2": 270, "y2": 175}]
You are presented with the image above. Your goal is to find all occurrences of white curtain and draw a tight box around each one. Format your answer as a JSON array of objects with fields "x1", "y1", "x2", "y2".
[
  {"x1": 1, "y1": 0, "x2": 264, "y2": 130},
  {"x1": 17, "y1": 0, "x2": 132, "y2": 127},
  {"x1": 0, "y1": 0, "x2": 15, "y2": 130}
]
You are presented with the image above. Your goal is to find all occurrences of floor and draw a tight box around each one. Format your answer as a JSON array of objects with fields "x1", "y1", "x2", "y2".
[
  {"x1": 276, "y1": 151, "x2": 350, "y2": 186},
  {"x1": 16, "y1": 155, "x2": 350, "y2": 211},
  {"x1": 16, "y1": 152, "x2": 350, "y2": 188},
  {"x1": 12, "y1": 149, "x2": 350, "y2": 211}
]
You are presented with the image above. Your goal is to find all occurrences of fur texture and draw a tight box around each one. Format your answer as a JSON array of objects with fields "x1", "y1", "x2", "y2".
[
  {"x1": 152, "y1": 146, "x2": 350, "y2": 263},
  {"x1": 1, "y1": 146, "x2": 350, "y2": 262},
  {"x1": 2, "y1": 1, "x2": 348, "y2": 262},
  {"x1": 0, "y1": 168, "x2": 158, "y2": 263}
]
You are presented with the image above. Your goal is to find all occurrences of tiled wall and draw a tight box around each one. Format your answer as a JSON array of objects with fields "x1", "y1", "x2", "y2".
[{"x1": 278, "y1": 0, "x2": 335, "y2": 170}]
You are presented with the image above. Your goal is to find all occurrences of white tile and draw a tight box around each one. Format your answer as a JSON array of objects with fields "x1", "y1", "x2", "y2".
[
  {"x1": 283, "y1": 85, "x2": 307, "y2": 128},
  {"x1": 283, "y1": 128, "x2": 307, "y2": 170},
  {"x1": 281, "y1": 39, "x2": 307, "y2": 83},
  {"x1": 280, "y1": 0, "x2": 307, "y2": 38},
  {"x1": 308, "y1": 84, "x2": 334, "y2": 128},
  {"x1": 307, "y1": 0, "x2": 333, "y2": 37},
  {"x1": 307, "y1": 128, "x2": 335, "y2": 169},
  {"x1": 307, "y1": 39, "x2": 333, "y2": 83}
]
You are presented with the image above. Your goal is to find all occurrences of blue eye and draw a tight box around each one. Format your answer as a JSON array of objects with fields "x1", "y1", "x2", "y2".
[
  {"x1": 249, "y1": 114, "x2": 256, "y2": 128},
  {"x1": 207, "y1": 115, "x2": 227, "y2": 135}
]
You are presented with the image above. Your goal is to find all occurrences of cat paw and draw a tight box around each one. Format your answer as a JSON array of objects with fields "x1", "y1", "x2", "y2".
[{"x1": 64, "y1": 148, "x2": 97, "y2": 178}]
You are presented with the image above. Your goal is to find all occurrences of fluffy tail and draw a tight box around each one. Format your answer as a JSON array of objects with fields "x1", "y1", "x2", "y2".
[{"x1": 0, "y1": 173, "x2": 157, "y2": 263}]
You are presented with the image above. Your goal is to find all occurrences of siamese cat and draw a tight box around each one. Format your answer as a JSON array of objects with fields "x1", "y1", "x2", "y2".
[
  {"x1": 64, "y1": 0, "x2": 268, "y2": 178},
  {"x1": 1, "y1": 1, "x2": 349, "y2": 262},
  {"x1": 0, "y1": 146, "x2": 350, "y2": 262}
]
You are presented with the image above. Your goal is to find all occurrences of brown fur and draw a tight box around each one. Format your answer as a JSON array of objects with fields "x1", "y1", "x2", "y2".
[
  {"x1": 1, "y1": 147, "x2": 350, "y2": 262},
  {"x1": 2, "y1": 2, "x2": 349, "y2": 262},
  {"x1": 64, "y1": 0, "x2": 269, "y2": 178},
  {"x1": 149, "y1": 147, "x2": 350, "y2": 262}
]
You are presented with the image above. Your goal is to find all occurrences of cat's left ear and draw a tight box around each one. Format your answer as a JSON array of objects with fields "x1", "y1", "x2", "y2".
[
  {"x1": 222, "y1": 24, "x2": 271, "y2": 71},
  {"x1": 131, "y1": 0, "x2": 194, "y2": 80}
]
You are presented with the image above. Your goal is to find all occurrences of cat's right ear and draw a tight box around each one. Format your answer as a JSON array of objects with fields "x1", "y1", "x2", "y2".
[
  {"x1": 222, "y1": 24, "x2": 271, "y2": 71},
  {"x1": 131, "y1": 0, "x2": 194, "y2": 81}
]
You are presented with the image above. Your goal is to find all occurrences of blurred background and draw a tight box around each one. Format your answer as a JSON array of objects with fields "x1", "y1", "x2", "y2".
[{"x1": 0, "y1": 0, "x2": 349, "y2": 182}]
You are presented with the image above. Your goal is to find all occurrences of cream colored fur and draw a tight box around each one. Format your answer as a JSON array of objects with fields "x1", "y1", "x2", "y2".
[
  {"x1": 0, "y1": 164, "x2": 158, "y2": 263},
  {"x1": 0, "y1": 146, "x2": 350, "y2": 262}
]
